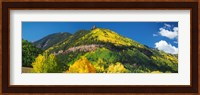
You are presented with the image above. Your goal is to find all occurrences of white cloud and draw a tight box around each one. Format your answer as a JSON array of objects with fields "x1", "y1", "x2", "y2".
[
  {"x1": 155, "y1": 40, "x2": 178, "y2": 54},
  {"x1": 159, "y1": 27, "x2": 178, "y2": 39},
  {"x1": 173, "y1": 27, "x2": 178, "y2": 32},
  {"x1": 153, "y1": 34, "x2": 158, "y2": 37}
]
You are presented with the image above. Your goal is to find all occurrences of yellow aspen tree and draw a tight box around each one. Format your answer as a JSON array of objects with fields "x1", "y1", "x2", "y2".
[
  {"x1": 32, "y1": 54, "x2": 46, "y2": 73},
  {"x1": 67, "y1": 56, "x2": 96, "y2": 73},
  {"x1": 107, "y1": 62, "x2": 127, "y2": 73},
  {"x1": 32, "y1": 54, "x2": 59, "y2": 73}
]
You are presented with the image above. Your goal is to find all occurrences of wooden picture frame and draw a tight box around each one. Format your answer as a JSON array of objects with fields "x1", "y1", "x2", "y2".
[{"x1": 1, "y1": 1, "x2": 198, "y2": 94}]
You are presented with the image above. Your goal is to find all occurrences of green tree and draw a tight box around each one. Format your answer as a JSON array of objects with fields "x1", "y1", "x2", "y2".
[{"x1": 22, "y1": 39, "x2": 42, "y2": 67}]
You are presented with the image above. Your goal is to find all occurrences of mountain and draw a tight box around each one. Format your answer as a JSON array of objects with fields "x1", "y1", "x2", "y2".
[
  {"x1": 45, "y1": 30, "x2": 90, "y2": 53},
  {"x1": 46, "y1": 28, "x2": 144, "y2": 53},
  {"x1": 39, "y1": 28, "x2": 178, "y2": 73},
  {"x1": 33, "y1": 32, "x2": 72, "y2": 50},
  {"x1": 31, "y1": 27, "x2": 178, "y2": 73}
]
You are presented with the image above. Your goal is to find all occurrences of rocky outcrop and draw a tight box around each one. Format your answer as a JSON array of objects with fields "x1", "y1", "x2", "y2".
[{"x1": 54, "y1": 44, "x2": 103, "y2": 55}]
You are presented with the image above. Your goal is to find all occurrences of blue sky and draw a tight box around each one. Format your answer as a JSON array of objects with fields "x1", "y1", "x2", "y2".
[{"x1": 22, "y1": 22, "x2": 178, "y2": 54}]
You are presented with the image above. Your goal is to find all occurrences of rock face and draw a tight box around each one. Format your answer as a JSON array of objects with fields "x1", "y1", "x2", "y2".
[{"x1": 54, "y1": 44, "x2": 103, "y2": 55}]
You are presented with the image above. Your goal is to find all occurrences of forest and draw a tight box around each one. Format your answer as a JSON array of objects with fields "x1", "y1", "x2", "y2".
[{"x1": 22, "y1": 28, "x2": 178, "y2": 73}]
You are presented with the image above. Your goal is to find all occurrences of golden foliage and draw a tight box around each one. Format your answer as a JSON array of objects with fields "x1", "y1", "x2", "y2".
[
  {"x1": 94, "y1": 58, "x2": 106, "y2": 73},
  {"x1": 163, "y1": 54, "x2": 178, "y2": 64},
  {"x1": 32, "y1": 54, "x2": 46, "y2": 73},
  {"x1": 32, "y1": 54, "x2": 59, "y2": 73},
  {"x1": 74, "y1": 28, "x2": 144, "y2": 47},
  {"x1": 91, "y1": 28, "x2": 133, "y2": 46},
  {"x1": 107, "y1": 62, "x2": 127, "y2": 73},
  {"x1": 67, "y1": 56, "x2": 96, "y2": 73}
]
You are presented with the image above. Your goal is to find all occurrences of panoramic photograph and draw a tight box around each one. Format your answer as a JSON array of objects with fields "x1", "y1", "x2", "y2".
[{"x1": 22, "y1": 22, "x2": 178, "y2": 73}]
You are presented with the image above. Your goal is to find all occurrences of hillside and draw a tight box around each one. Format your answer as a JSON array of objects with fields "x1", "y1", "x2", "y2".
[
  {"x1": 46, "y1": 28, "x2": 144, "y2": 53},
  {"x1": 30, "y1": 28, "x2": 178, "y2": 73},
  {"x1": 33, "y1": 32, "x2": 72, "y2": 50},
  {"x1": 45, "y1": 30, "x2": 90, "y2": 53}
]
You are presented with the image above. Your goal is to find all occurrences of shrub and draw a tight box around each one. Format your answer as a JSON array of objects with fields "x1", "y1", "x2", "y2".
[
  {"x1": 107, "y1": 62, "x2": 127, "y2": 73},
  {"x1": 67, "y1": 56, "x2": 96, "y2": 73},
  {"x1": 32, "y1": 54, "x2": 60, "y2": 73}
]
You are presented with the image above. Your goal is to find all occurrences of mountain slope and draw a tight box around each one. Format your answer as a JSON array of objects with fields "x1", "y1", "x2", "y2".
[
  {"x1": 28, "y1": 27, "x2": 178, "y2": 73},
  {"x1": 75, "y1": 28, "x2": 142, "y2": 47},
  {"x1": 46, "y1": 28, "x2": 144, "y2": 53},
  {"x1": 33, "y1": 32, "x2": 72, "y2": 50},
  {"x1": 39, "y1": 28, "x2": 178, "y2": 73},
  {"x1": 46, "y1": 30, "x2": 90, "y2": 53}
]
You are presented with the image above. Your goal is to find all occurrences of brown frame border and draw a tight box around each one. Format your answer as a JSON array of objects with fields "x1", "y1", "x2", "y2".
[{"x1": 1, "y1": 2, "x2": 198, "y2": 93}]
